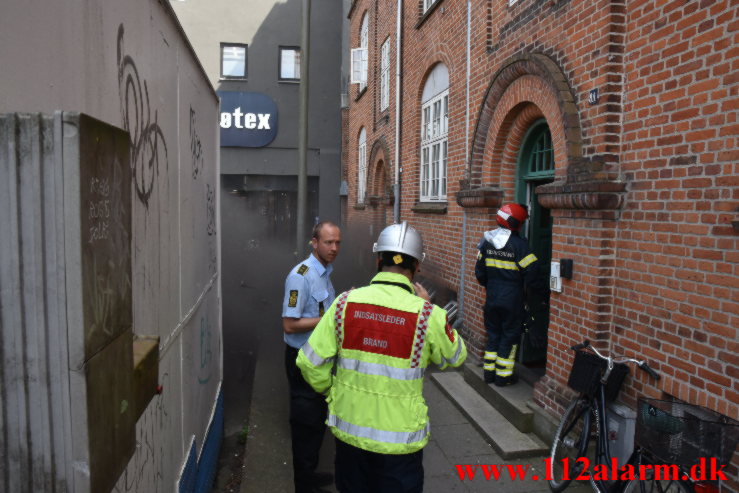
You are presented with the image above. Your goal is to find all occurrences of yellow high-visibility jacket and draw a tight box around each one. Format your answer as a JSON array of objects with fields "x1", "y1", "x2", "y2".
[{"x1": 297, "y1": 271, "x2": 467, "y2": 455}]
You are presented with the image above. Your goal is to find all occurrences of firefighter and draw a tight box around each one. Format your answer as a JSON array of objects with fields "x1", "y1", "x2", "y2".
[
  {"x1": 475, "y1": 203, "x2": 543, "y2": 386},
  {"x1": 296, "y1": 221, "x2": 467, "y2": 493}
]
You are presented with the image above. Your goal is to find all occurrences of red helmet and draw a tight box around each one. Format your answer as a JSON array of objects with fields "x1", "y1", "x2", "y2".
[{"x1": 496, "y1": 203, "x2": 528, "y2": 231}]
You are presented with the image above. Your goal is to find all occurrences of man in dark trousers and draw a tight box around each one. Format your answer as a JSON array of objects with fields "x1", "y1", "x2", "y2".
[
  {"x1": 282, "y1": 221, "x2": 341, "y2": 493},
  {"x1": 475, "y1": 203, "x2": 542, "y2": 386},
  {"x1": 297, "y1": 221, "x2": 467, "y2": 493}
]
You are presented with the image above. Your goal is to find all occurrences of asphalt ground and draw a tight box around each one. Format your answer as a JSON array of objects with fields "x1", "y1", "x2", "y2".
[{"x1": 227, "y1": 321, "x2": 593, "y2": 493}]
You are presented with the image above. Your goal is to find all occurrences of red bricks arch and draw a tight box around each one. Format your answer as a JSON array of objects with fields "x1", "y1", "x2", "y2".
[
  {"x1": 481, "y1": 100, "x2": 548, "y2": 192},
  {"x1": 368, "y1": 137, "x2": 391, "y2": 199},
  {"x1": 468, "y1": 53, "x2": 581, "y2": 189}
]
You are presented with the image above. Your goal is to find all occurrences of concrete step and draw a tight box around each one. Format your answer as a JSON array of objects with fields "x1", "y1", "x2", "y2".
[
  {"x1": 462, "y1": 362, "x2": 536, "y2": 434},
  {"x1": 431, "y1": 371, "x2": 548, "y2": 460}
]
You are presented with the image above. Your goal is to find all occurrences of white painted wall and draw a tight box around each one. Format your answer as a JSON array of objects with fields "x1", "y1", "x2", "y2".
[{"x1": 0, "y1": 1, "x2": 222, "y2": 491}]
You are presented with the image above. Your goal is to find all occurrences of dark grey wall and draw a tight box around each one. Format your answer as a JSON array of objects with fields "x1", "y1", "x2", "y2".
[{"x1": 172, "y1": 0, "x2": 343, "y2": 223}]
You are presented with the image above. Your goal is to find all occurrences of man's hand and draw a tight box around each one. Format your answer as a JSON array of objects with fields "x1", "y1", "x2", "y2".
[{"x1": 413, "y1": 282, "x2": 430, "y2": 301}]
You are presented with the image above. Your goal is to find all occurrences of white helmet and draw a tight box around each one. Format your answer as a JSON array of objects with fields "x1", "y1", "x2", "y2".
[{"x1": 372, "y1": 221, "x2": 425, "y2": 263}]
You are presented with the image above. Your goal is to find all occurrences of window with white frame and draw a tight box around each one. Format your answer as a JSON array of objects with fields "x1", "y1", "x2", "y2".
[
  {"x1": 358, "y1": 128, "x2": 367, "y2": 204},
  {"x1": 351, "y1": 13, "x2": 369, "y2": 89},
  {"x1": 380, "y1": 38, "x2": 390, "y2": 111},
  {"x1": 420, "y1": 64, "x2": 449, "y2": 202}
]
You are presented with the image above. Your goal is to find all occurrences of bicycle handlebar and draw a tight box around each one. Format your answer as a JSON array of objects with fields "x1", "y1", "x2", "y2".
[
  {"x1": 638, "y1": 361, "x2": 660, "y2": 380},
  {"x1": 570, "y1": 339, "x2": 660, "y2": 380}
]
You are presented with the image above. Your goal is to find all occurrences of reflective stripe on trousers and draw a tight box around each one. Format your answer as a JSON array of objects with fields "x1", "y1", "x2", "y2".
[
  {"x1": 483, "y1": 351, "x2": 496, "y2": 371},
  {"x1": 495, "y1": 345, "x2": 517, "y2": 377}
]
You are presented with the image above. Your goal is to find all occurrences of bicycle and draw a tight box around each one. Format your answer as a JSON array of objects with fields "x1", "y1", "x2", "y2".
[
  {"x1": 548, "y1": 340, "x2": 739, "y2": 493},
  {"x1": 547, "y1": 339, "x2": 659, "y2": 492}
]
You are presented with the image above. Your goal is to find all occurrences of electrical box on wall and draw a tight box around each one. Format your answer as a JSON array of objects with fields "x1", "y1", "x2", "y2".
[{"x1": 550, "y1": 261, "x2": 562, "y2": 293}]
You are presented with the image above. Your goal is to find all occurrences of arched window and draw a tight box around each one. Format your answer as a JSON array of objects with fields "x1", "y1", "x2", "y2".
[
  {"x1": 358, "y1": 128, "x2": 367, "y2": 204},
  {"x1": 521, "y1": 120, "x2": 554, "y2": 178},
  {"x1": 420, "y1": 63, "x2": 449, "y2": 201}
]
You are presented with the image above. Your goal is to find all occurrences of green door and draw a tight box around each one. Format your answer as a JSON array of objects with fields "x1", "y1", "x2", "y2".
[{"x1": 515, "y1": 119, "x2": 554, "y2": 365}]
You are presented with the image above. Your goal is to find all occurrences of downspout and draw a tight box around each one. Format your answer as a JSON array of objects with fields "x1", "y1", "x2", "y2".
[
  {"x1": 296, "y1": 0, "x2": 311, "y2": 257},
  {"x1": 457, "y1": 0, "x2": 472, "y2": 323},
  {"x1": 393, "y1": 0, "x2": 402, "y2": 222}
]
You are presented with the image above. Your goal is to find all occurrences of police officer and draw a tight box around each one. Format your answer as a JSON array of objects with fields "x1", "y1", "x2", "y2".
[
  {"x1": 297, "y1": 221, "x2": 467, "y2": 493},
  {"x1": 475, "y1": 203, "x2": 543, "y2": 386},
  {"x1": 282, "y1": 221, "x2": 341, "y2": 493}
]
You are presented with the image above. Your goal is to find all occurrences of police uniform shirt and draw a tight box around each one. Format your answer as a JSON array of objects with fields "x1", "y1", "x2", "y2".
[{"x1": 282, "y1": 253, "x2": 336, "y2": 349}]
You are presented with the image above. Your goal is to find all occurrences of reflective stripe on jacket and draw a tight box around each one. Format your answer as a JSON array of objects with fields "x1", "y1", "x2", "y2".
[
  {"x1": 474, "y1": 229, "x2": 540, "y2": 305},
  {"x1": 296, "y1": 271, "x2": 467, "y2": 455}
]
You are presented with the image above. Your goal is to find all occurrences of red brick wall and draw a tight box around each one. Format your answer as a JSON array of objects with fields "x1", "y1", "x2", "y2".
[
  {"x1": 344, "y1": 0, "x2": 739, "y2": 471},
  {"x1": 614, "y1": 0, "x2": 738, "y2": 417}
]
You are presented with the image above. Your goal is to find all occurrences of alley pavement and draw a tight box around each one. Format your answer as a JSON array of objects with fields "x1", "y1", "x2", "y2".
[{"x1": 236, "y1": 326, "x2": 592, "y2": 493}]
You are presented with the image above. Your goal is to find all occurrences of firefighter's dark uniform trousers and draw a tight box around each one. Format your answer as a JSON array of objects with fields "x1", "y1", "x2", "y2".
[{"x1": 475, "y1": 230, "x2": 540, "y2": 385}]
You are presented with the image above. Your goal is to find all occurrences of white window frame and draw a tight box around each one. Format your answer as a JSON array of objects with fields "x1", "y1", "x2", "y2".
[
  {"x1": 356, "y1": 13, "x2": 369, "y2": 90},
  {"x1": 423, "y1": 0, "x2": 437, "y2": 14},
  {"x1": 358, "y1": 128, "x2": 367, "y2": 204},
  {"x1": 420, "y1": 90, "x2": 448, "y2": 202},
  {"x1": 350, "y1": 47, "x2": 368, "y2": 85},
  {"x1": 380, "y1": 38, "x2": 390, "y2": 111}
]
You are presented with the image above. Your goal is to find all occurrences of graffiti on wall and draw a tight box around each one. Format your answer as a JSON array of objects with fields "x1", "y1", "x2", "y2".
[
  {"x1": 206, "y1": 184, "x2": 216, "y2": 237},
  {"x1": 189, "y1": 106, "x2": 218, "y2": 276},
  {"x1": 207, "y1": 183, "x2": 218, "y2": 276},
  {"x1": 81, "y1": 129, "x2": 133, "y2": 351},
  {"x1": 117, "y1": 24, "x2": 169, "y2": 208},
  {"x1": 198, "y1": 314, "x2": 213, "y2": 385},
  {"x1": 190, "y1": 106, "x2": 204, "y2": 180}
]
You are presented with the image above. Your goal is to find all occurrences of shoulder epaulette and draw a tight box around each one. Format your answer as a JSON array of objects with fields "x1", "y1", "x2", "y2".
[{"x1": 297, "y1": 264, "x2": 309, "y2": 275}]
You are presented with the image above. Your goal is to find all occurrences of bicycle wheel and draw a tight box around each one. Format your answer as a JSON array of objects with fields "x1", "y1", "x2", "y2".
[{"x1": 549, "y1": 395, "x2": 592, "y2": 492}]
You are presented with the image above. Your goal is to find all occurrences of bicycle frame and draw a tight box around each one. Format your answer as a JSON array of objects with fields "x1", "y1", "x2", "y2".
[
  {"x1": 549, "y1": 341, "x2": 662, "y2": 493},
  {"x1": 589, "y1": 382, "x2": 615, "y2": 492}
]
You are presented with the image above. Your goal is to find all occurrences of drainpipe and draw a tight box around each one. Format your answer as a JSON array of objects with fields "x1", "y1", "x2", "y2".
[
  {"x1": 296, "y1": 0, "x2": 311, "y2": 257},
  {"x1": 457, "y1": 0, "x2": 472, "y2": 323},
  {"x1": 393, "y1": 0, "x2": 402, "y2": 223}
]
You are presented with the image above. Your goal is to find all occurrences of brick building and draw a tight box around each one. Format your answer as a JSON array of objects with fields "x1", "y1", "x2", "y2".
[{"x1": 343, "y1": 0, "x2": 738, "y2": 479}]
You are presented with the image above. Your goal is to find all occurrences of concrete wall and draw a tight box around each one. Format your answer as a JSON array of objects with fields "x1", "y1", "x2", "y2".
[{"x1": 0, "y1": 1, "x2": 222, "y2": 491}]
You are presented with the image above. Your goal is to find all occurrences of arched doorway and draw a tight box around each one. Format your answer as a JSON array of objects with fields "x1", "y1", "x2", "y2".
[{"x1": 515, "y1": 119, "x2": 554, "y2": 369}]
